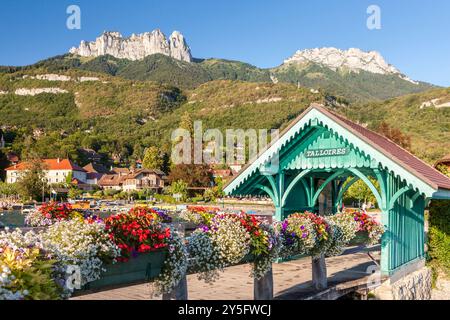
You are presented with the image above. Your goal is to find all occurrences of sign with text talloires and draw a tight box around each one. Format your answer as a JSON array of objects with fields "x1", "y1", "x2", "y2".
[{"x1": 304, "y1": 148, "x2": 349, "y2": 158}]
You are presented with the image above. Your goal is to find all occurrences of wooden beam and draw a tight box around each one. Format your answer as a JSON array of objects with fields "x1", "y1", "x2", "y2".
[{"x1": 281, "y1": 169, "x2": 312, "y2": 207}]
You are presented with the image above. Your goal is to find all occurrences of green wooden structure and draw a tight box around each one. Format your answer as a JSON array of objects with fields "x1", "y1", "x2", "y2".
[{"x1": 224, "y1": 104, "x2": 450, "y2": 277}]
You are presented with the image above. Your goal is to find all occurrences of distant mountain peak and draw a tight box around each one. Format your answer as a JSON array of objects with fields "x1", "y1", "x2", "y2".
[
  {"x1": 69, "y1": 29, "x2": 192, "y2": 62},
  {"x1": 283, "y1": 47, "x2": 418, "y2": 84}
]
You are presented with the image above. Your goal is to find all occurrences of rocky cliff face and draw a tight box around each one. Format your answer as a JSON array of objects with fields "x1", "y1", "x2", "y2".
[
  {"x1": 283, "y1": 47, "x2": 417, "y2": 83},
  {"x1": 69, "y1": 29, "x2": 192, "y2": 62}
]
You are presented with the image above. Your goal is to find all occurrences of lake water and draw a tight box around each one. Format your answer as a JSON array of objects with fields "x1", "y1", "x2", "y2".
[{"x1": 0, "y1": 210, "x2": 25, "y2": 228}]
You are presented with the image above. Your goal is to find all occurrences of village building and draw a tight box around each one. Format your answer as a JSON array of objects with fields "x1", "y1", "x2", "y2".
[
  {"x1": 5, "y1": 158, "x2": 87, "y2": 184},
  {"x1": 111, "y1": 167, "x2": 131, "y2": 176},
  {"x1": 83, "y1": 163, "x2": 111, "y2": 185},
  {"x1": 78, "y1": 148, "x2": 103, "y2": 163},
  {"x1": 121, "y1": 169, "x2": 166, "y2": 193},
  {"x1": 97, "y1": 174, "x2": 124, "y2": 190},
  {"x1": 6, "y1": 152, "x2": 19, "y2": 165}
]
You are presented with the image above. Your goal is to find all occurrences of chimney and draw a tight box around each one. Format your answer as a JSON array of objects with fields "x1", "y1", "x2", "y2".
[{"x1": 57, "y1": 158, "x2": 61, "y2": 163}]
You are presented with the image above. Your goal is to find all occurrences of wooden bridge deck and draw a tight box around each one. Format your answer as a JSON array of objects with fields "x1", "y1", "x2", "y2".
[{"x1": 72, "y1": 245, "x2": 381, "y2": 300}]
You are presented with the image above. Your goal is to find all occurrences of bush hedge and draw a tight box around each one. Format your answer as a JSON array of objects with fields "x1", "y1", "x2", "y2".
[{"x1": 428, "y1": 200, "x2": 450, "y2": 277}]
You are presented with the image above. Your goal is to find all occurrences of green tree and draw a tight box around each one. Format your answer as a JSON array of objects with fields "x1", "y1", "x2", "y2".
[
  {"x1": 168, "y1": 163, "x2": 212, "y2": 187},
  {"x1": 436, "y1": 164, "x2": 450, "y2": 177},
  {"x1": 180, "y1": 111, "x2": 194, "y2": 135},
  {"x1": 68, "y1": 187, "x2": 83, "y2": 200},
  {"x1": 168, "y1": 180, "x2": 188, "y2": 202},
  {"x1": 0, "y1": 182, "x2": 19, "y2": 197},
  {"x1": 65, "y1": 172, "x2": 73, "y2": 186},
  {"x1": 203, "y1": 177, "x2": 225, "y2": 202},
  {"x1": 16, "y1": 158, "x2": 48, "y2": 201},
  {"x1": 142, "y1": 146, "x2": 164, "y2": 170},
  {"x1": 344, "y1": 177, "x2": 379, "y2": 207}
]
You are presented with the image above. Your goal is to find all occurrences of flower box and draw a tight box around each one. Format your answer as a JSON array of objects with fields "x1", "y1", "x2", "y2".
[
  {"x1": 348, "y1": 230, "x2": 370, "y2": 246},
  {"x1": 77, "y1": 249, "x2": 167, "y2": 293}
]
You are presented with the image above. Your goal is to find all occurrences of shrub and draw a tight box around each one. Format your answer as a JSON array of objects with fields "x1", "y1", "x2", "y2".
[{"x1": 428, "y1": 200, "x2": 450, "y2": 277}]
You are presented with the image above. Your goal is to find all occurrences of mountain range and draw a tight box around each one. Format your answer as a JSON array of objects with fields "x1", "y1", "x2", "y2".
[
  {"x1": 0, "y1": 28, "x2": 448, "y2": 170},
  {"x1": 2, "y1": 29, "x2": 435, "y2": 103}
]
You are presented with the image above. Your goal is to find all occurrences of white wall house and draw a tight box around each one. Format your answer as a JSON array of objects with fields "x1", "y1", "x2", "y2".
[
  {"x1": 5, "y1": 159, "x2": 87, "y2": 184},
  {"x1": 121, "y1": 169, "x2": 166, "y2": 193}
]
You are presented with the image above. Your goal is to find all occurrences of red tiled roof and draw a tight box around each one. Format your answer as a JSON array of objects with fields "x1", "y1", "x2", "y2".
[
  {"x1": 83, "y1": 163, "x2": 111, "y2": 174},
  {"x1": 319, "y1": 106, "x2": 450, "y2": 190},
  {"x1": 6, "y1": 152, "x2": 19, "y2": 163},
  {"x1": 123, "y1": 169, "x2": 166, "y2": 180},
  {"x1": 86, "y1": 172, "x2": 103, "y2": 180},
  {"x1": 111, "y1": 167, "x2": 130, "y2": 175},
  {"x1": 98, "y1": 174, "x2": 124, "y2": 187},
  {"x1": 5, "y1": 159, "x2": 86, "y2": 172}
]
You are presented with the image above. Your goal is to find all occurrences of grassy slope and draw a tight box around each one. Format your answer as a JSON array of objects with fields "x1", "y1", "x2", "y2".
[
  {"x1": 343, "y1": 87, "x2": 450, "y2": 163},
  {"x1": 0, "y1": 63, "x2": 446, "y2": 165},
  {"x1": 1, "y1": 53, "x2": 434, "y2": 103},
  {"x1": 272, "y1": 62, "x2": 435, "y2": 103}
]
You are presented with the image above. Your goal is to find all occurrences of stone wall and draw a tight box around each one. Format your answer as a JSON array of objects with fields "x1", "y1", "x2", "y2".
[{"x1": 373, "y1": 267, "x2": 432, "y2": 300}]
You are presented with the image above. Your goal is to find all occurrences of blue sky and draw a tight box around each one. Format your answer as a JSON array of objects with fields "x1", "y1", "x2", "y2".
[{"x1": 0, "y1": 0, "x2": 449, "y2": 86}]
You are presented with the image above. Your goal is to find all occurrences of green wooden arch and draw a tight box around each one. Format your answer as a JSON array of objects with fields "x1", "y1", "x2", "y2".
[
  {"x1": 264, "y1": 175, "x2": 279, "y2": 206},
  {"x1": 255, "y1": 184, "x2": 277, "y2": 206},
  {"x1": 336, "y1": 176, "x2": 360, "y2": 205},
  {"x1": 281, "y1": 169, "x2": 312, "y2": 206},
  {"x1": 347, "y1": 168, "x2": 385, "y2": 209},
  {"x1": 388, "y1": 186, "x2": 411, "y2": 210},
  {"x1": 311, "y1": 169, "x2": 346, "y2": 206},
  {"x1": 300, "y1": 179, "x2": 312, "y2": 207}
]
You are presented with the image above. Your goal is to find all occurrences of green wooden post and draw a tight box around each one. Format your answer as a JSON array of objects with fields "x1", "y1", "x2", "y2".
[{"x1": 274, "y1": 206, "x2": 284, "y2": 221}]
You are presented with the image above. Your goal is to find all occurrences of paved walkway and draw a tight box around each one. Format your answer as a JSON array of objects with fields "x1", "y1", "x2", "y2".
[{"x1": 72, "y1": 247, "x2": 380, "y2": 300}]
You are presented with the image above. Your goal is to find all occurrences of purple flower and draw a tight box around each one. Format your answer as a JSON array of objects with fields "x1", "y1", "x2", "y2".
[
  {"x1": 302, "y1": 232, "x2": 308, "y2": 239},
  {"x1": 300, "y1": 225, "x2": 305, "y2": 230}
]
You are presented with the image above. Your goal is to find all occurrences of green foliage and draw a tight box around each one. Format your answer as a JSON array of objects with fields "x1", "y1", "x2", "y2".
[
  {"x1": 142, "y1": 146, "x2": 163, "y2": 170},
  {"x1": 103, "y1": 189, "x2": 120, "y2": 197},
  {"x1": 343, "y1": 87, "x2": 450, "y2": 163},
  {"x1": 16, "y1": 158, "x2": 48, "y2": 201},
  {"x1": 428, "y1": 200, "x2": 450, "y2": 277},
  {"x1": 0, "y1": 246, "x2": 62, "y2": 300},
  {"x1": 0, "y1": 181, "x2": 19, "y2": 196},
  {"x1": 343, "y1": 177, "x2": 379, "y2": 207},
  {"x1": 0, "y1": 57, "x2": 444, "y2": 170},
  {"x1": 20, "y1": 54, "x2": 433, "y2": 101},
  {"x1": 168, "y1": 180, "x2": 188, "y2": 202},
  {"x1": 203, "y1": 177, "x2": 226, "y2": 202},
  {"x1": 436, "y1": 164, "x2": 450, "y2": 177},
  {"x1": 68, "y1": 187, "x2": 82, "y2": 199},
  {"x1": 272, "y1": 62, "x2": 434, "y2": 103}
]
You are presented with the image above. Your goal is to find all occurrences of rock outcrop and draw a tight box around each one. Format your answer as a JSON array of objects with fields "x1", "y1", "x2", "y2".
[
  {"x1": 15, "y1": 88, "x2": 69, "y2": 96},
  {"x1": 69, "y1": 29, "x2": 192, "y2": 62},
  {"x1": 283, "y1": 47, "x2": 417, "y2": 83}
]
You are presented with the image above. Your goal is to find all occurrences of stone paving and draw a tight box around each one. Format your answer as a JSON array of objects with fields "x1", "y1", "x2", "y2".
[
  {"x1": 431, "y1": 273, "x2": 450, "y2": 300},
  {"x1": 72, "y1": 247, "x2": 380, "y2": 300}
]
